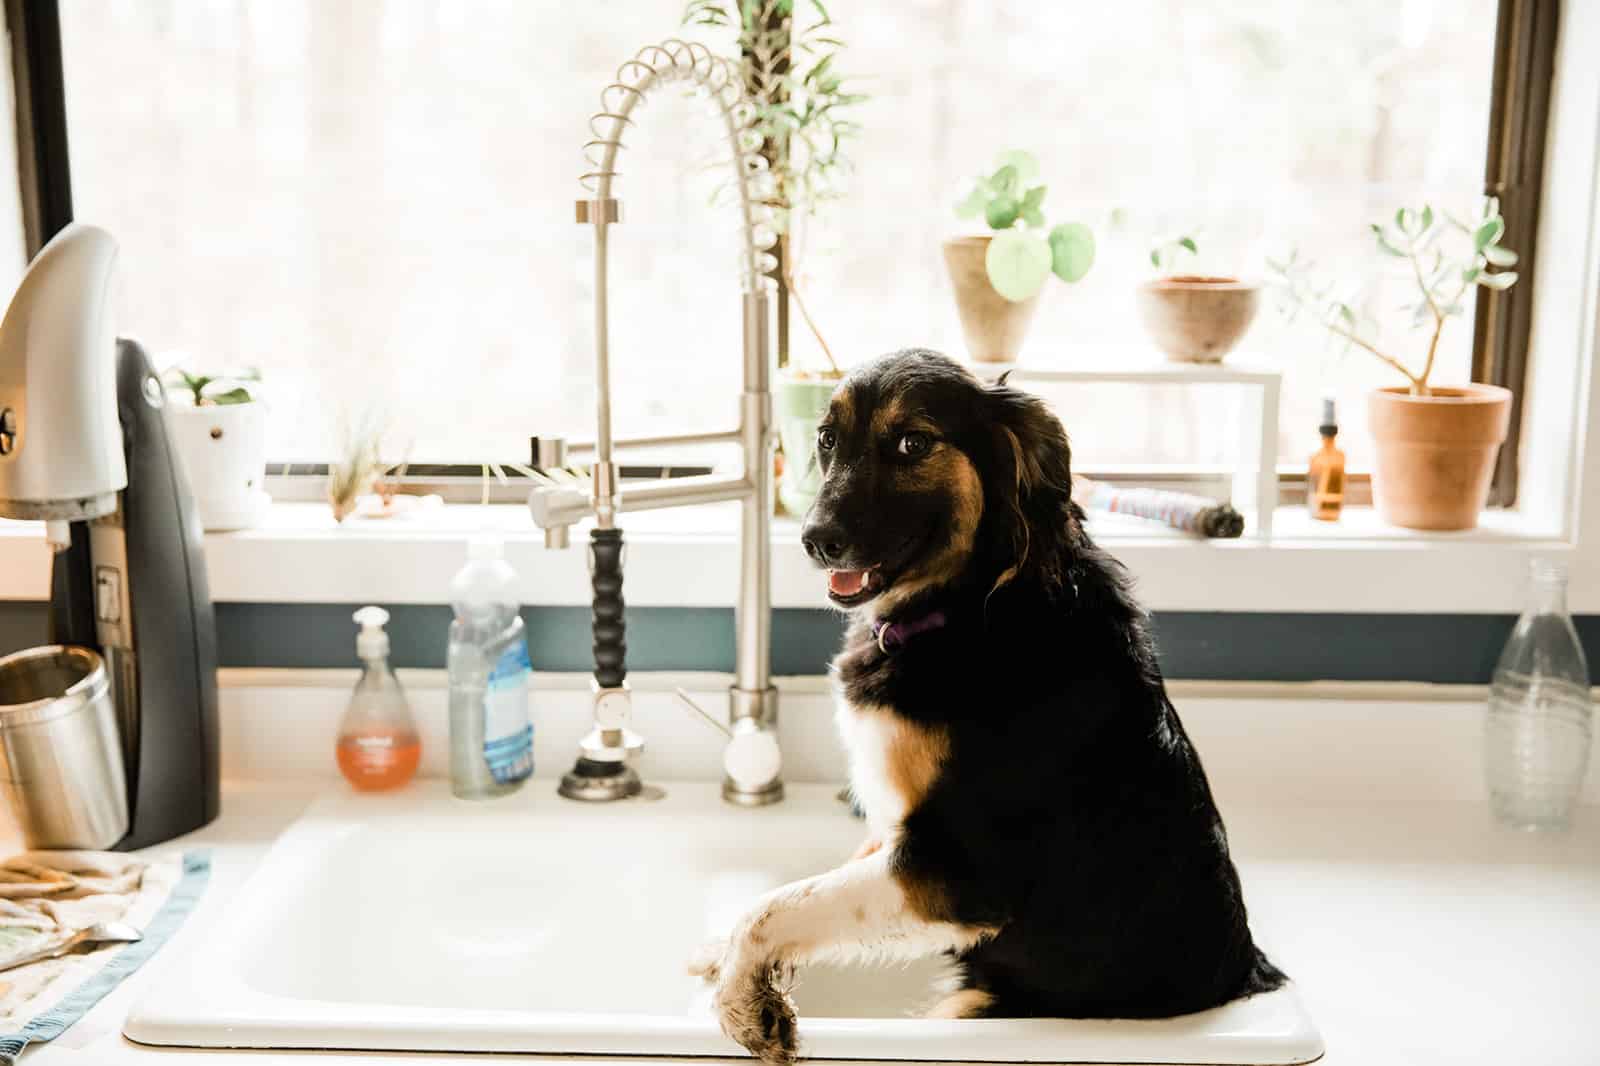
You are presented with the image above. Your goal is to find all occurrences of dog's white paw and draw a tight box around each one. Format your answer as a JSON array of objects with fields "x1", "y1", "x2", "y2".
[{"x1": 713, "y1": 956, "x2": 798, "y2": 1064}]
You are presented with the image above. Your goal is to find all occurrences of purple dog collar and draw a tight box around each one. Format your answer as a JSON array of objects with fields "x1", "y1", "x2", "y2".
[{"x1": 871, "y1": 610, "x2": 948, "y2": 653}]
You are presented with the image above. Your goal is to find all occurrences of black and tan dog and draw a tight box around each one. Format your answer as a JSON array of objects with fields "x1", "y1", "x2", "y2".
[{"x1": 690, "y1": 349, "x2": 1284, "y2": 1062}]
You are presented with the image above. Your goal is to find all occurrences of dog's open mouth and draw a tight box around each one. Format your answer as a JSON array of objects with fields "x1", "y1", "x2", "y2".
[{"x1": 827, "y1": 567, "x2": 882, "y2": 607}]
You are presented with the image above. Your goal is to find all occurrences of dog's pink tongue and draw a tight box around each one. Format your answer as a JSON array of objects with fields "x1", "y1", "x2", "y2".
[{"x1": 829, "y1": 569, "x2": 868, "y2": 597}]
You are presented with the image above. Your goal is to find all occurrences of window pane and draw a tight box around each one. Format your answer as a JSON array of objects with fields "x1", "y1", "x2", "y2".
[
  {"x1": 783, "y1": 1, "x2": 1497, "y2": 471},
  {"x1": 60, "y1": 1, "x2": 1496, "y2": 472}
]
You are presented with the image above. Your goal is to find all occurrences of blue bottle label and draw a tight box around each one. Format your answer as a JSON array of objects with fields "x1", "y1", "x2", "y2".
[{"x1": 483, "y1": 640, "x2": 533, "y2": 784}]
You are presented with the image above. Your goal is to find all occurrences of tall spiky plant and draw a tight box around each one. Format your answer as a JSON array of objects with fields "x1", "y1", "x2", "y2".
[{"x1": 684, "y1": 0, "x2": 866, "y2": 372}]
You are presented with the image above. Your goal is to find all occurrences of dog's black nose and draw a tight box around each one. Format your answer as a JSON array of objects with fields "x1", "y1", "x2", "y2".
[{"x1": 801, "y1": 521, "x2": 847, "y2": 567}]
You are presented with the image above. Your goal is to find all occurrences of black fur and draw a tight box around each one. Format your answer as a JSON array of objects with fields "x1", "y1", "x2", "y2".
[{"x1": 803, "y1": 348, "x2": 1286, "y2": 1018}]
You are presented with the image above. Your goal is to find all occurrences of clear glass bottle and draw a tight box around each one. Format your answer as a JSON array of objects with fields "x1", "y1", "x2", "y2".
[
  {"x1": 1485, "y1": 559, "x2": 1593, "y2": 830},
  {"x1": 336, "y1": 606, "x2": 421, "y2": 791}
]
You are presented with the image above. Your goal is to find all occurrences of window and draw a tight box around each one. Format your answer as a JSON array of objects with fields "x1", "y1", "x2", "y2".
[{"x1": 57, "y1": 1, "x2": 1498, "y2": 477}]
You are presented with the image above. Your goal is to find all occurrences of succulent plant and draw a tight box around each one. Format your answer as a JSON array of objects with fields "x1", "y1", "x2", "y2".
[
  {"x1": 1269, "y1": 198, "x2": 1518, "y2": 396},
  {"x1": 955, "y1": 150, "x2": 1096, "y2": 302}
]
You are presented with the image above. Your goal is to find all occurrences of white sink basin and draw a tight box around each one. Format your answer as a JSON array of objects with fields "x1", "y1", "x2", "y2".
[{"x1": 127, "y1": 781, "x2": 1323, "y2": 1064}]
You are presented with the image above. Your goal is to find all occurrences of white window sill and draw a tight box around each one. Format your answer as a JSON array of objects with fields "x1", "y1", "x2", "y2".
[{"x1": 0, "y1": 500, "x2": 1574, "y2": 613}]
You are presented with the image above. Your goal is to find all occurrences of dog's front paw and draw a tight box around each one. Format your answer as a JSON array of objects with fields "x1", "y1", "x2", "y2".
[{"x1": 714, "y1": 958, "x2": 798, "y2": 1064}]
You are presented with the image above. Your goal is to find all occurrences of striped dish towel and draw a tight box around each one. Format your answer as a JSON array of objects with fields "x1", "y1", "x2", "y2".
[{"x1": 0, "y1": 850, "x2": 209, "y2": 1063}]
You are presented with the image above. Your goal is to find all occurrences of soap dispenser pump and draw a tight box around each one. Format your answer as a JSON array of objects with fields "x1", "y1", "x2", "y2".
[{"x1": 336, "y1": 607, "x2": 420, "y2": 791}]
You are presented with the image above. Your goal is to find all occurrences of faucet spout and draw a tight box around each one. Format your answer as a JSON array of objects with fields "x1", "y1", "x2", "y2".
[{"x1": 549, "y1": 38, "x2": 783, "y2": 806}]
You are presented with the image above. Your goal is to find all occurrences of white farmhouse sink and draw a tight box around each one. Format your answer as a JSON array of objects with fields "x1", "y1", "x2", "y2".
[{"x1": 127, "y1": 782, "x2": 1323, "y2": 1064}]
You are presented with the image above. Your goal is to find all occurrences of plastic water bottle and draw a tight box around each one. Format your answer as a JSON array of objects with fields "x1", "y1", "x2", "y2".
[
  {"x1": 448, "y1": 536, "x2": 534, "y2": 799},
  {"x1": 1485, "y1": 558, "x2": 1592, "y2": 830}
]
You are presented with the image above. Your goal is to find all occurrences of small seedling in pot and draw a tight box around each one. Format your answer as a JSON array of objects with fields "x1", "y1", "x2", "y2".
[
  {"x1": 164, "y1": 367, "x2": 261, "y2": 407},
  {"x1": 954, "y1": 150, "x2": 1096, "y2": 301},
  {"x1": 1150, "y1": 234, "x2": 1199, "y2": 276}
]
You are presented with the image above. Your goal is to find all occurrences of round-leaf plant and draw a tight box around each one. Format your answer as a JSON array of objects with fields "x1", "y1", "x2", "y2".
[{"x1": 955, "y1": 150, "x2": 1096, "y2": 302}]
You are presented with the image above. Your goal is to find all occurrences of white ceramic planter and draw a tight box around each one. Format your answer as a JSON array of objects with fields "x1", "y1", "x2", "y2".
[{"x1": 164, "y1": 401, "x2": 269, "y2": 531}]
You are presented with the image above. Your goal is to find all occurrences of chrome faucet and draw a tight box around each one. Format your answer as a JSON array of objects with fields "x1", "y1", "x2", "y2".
[{"x1": 528, "y1": 39, "x2": 783, "y2": 807}]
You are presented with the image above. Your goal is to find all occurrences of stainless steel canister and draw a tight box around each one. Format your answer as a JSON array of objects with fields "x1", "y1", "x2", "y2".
[{"x1": 0, "y1": 645, "x2": 128, "y2": 848}]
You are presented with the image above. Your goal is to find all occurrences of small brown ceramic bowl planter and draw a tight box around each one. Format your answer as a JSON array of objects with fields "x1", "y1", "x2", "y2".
[
  {"x1": 1368, "y1": 383, "x2": 1512, "y2": 531},
  {"x1": 1136, "y1": 276, "x2": 1262, "y2": 364}
]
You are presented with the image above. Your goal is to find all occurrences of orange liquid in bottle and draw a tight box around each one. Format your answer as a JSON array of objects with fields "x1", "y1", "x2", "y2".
[{"x1": 336, "y1": 730, "x2": 422, "y2": 791}]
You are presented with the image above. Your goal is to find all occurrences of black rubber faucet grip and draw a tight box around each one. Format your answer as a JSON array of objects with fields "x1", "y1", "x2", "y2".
[{"x1": 590, "y1": 527, "x2": 626, "y2": 688}]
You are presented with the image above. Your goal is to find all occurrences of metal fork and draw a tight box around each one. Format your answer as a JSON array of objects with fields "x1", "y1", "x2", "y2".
[{"x1": 0, "y1": 921, "x2": 143, "y2": 973}]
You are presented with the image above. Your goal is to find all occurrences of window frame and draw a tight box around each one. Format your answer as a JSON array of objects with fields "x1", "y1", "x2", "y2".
[{"x1": 1473, "y1": 0, "x2": 1560, "y2": 507}]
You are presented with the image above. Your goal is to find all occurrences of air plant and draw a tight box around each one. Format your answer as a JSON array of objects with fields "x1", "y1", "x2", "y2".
[
  {"x1": 1269, "y1": 198, "x2": 1518, "y2": 396},
  {"x1": 326, "y1": 407, "x2": 393, "y2": 524},
  {"x1": 954, "y1": 150, "x2": 1096, "y2": 302},
  {"x1": 684, "y1": 0, "x2": 866, "y2": 373}
]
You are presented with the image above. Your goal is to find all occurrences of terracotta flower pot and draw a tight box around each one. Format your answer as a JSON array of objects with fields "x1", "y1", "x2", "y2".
[
  {"x1": 942, "y1": 236, "x2": 1042, "y2": 364},
  {"x1": 1368, "y1": 384, "x2": 1511, "y2": 531},
  {"x1": 1136, "y1": 276, "x2": 1261, "y2": 364}
]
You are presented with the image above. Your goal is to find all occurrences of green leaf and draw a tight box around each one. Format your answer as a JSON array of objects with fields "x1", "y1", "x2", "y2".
[
  {"x1": 1394, "y1": 208, "x2": 1410, "y2": 234},
  {"x1": 993, "y1": 150, "x2": 1040, "y2": 184},
  {"x1": 986, "y1": 230, "x2": 1053, "y2": 301},
  {"x1": 1483, "y1": 245, "x2": 1518, "y2": 267},
  {"x1": 1048, "y1": 222, "x2": 1096, "y2": 283},
  {"x1": 1474, "y1": 217, "x2": 1505, "y2": 250},
  {"x1": 1420, "y1": 205, "x2": 1434, "y2": 231},
  {"x1": 1020, "y1": 206, "x2": 1045, "y2": 228},
  {"x1": 1178, "y1": 236, "x2": 1198, "y2": 255},
  {"x1": 985, "y1": 194, "x2": 1020, "y2": 230},
  {"x1": 1370, "y1": 224, "x2": 1406, "y2": 257},
  {"x1": 989, "y1": 164, "x2": 1019, "y2": 197},
  {"x1": 207, "y1": 387, "x2": 254, "y2": 406},
  {"x1": 1150, "y1": 249, "x2": 1161, "y2": 269},
  {"x1": 1337, "y1": 303, "x2": 1356, "y2": 326},
  {"x1": 1022, "y1": 185, "x2": 1047, "y2": 212},
  {"x1": 1477, "y1": 270, "x2": 1519, "y2": 291}
]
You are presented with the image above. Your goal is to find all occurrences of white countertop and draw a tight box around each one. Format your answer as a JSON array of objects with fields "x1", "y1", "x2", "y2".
[{"x1": 8, "y1": 781, "x2": 1598, "y2": 1066}]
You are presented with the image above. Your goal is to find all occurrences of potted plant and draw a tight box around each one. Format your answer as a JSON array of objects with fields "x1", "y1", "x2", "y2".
[
  {"x1": 686, "y1": 0, "x2": 866, "y2": 515},
  {"x1": 945, "y1": 151, "x2": 1096, "y2": 365},
  {"x1": 162, "y1": 367, "x2": 268, "y2": 531},
  {"x1": 1270, "y1": 199, "x2": 1518, "y2": 531},
  {"x1": 1136, "y1": 233, "x2": 1261, "y2": 364}
]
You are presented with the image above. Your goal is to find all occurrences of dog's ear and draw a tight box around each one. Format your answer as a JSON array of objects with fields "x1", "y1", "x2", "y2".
[
  {"x1": 983, "y1": 381, "x2": 1076, "y2": 590},
  {"x1": 986, "y1": 382, "x2": 1073, "y2": 507}
]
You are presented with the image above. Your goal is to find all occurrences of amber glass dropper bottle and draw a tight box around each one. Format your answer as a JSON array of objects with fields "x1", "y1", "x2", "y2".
[{"x1": 1308, "y1": 398, "x2": 1345, "y2": 521}]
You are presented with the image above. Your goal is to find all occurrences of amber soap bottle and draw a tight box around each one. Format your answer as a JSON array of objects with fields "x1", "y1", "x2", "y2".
[{"x1": 1308, "y1": 398, "x2": 1345, "y2": 521}]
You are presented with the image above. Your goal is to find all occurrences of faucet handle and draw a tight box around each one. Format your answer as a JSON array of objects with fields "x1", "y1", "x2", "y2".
[
  {"x1": 674, "y1": 689, "x2": 782, "y2": 796},
  {"x1": 674, "y1": 688, "x2": 730, "y2": 738}
]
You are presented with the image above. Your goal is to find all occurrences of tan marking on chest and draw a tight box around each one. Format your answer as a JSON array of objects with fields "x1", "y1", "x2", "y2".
[{"x1": 834, "y1": 696, "x2": 949, "y2": 838}]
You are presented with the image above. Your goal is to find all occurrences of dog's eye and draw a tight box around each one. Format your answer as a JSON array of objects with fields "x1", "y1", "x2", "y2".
[
  {"x1": 817, "y1": 427, "x2": 838, "y2": 452},
  {"x1": 897, "y1": 432, "x2": 932, "y2": 458}
]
